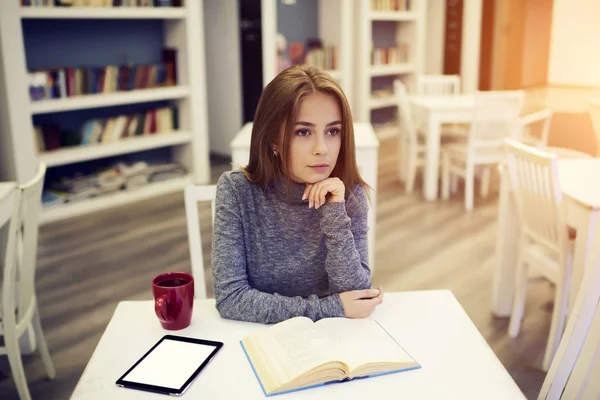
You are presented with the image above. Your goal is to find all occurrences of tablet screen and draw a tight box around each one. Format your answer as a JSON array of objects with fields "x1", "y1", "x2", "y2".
[{"x1": 117, "y1": 335, "x2": 223, "y2": 395}]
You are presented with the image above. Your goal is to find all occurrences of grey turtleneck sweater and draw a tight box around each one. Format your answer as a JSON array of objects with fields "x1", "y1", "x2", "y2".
[{"x1": 211, "y1": 170, "x2": 372, "y2": 324}]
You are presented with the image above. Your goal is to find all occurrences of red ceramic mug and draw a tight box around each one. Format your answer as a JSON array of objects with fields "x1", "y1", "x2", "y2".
[{"x1": 152, "y1": 272, "x2": 194, "y2": 330}]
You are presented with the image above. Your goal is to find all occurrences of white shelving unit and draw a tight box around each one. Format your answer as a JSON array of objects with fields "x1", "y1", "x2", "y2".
[
  {"x1": 261, "y1": 0, "x2": 354, "y2": 105},
  {"x1": 0, "y1": 1, "x2": 211, "y2": 224},
  {"x1": 40, "y1": 175, "x2": 192, "y2": 224},
  {"x1": 30, "y1": 86, "x2": 191, "y2": 114},
  {"x1": 354, "y1": 0, "x2": 427, "y2": 139}
]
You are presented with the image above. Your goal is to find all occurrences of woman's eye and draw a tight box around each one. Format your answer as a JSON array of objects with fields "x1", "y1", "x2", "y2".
[
  {"x1": 295, "y1": 129, "x2": 311, "y2": 137},
  {"x1": 327, "y1": 128, "x2": 341, "y2": 136}
]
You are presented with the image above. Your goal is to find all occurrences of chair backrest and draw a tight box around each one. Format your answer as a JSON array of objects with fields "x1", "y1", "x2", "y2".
[
  {"x1": 470, "y1": 90, "x2": 525, "y2": 147},
  {"x1": 184, "y1": 184, "x2": 216, "y2": 299},
  {"x1": 2, "y1": 187, "x2": 21, "y2": 329},
  {"x1": 394, "y1": 79, "x2": 418, "y2": 145},
  {"x1": 416, "y1": 74, "x2": 461, "y2": 96},
  {"x1": 3, "y1": 162, "x2": 45, "y2": 325},
  {"x1": 538, "y1": 227, "x2": 600, "y2": 399},
  {"x1": 520, "y1": 108, "x2": 553, "y2": 148},
  {"x1": 504, "y1": 139, "x2": 563, "y2": 251}
]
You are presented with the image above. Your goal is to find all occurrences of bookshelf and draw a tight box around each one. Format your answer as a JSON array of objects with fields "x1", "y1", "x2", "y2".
[
  {"x1": 354, "y1": 0, "x2": 427, "y2": 139},
  {"x1": 0, "y1": 1, "x2": 210, "y2": 224},
  {"x1": 261, "y1": 0, "x2": 354, "y2": 104},
  {"x1": 40, "y1": 174, "x2": 191, "y2": 223},
  {"x1": 30, "y1": 86, "x2": 190, "y2": 114},
  {"x1": 19, "y1": 6, "x2": 186, "y2": 19}
]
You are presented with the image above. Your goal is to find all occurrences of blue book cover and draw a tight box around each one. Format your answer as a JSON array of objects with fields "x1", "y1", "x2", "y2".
[{"x1": 240, "y1": 318, "x2": 421, "y2": 397}]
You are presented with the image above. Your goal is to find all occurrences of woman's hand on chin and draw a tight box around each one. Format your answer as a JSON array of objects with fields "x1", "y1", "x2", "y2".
[{"x1": 302, "y1": 177, "x2": 345, "y2": 209}]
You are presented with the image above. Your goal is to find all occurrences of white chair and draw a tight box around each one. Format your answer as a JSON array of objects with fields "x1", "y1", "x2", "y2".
[
  {"x1": 184, "y1": 184, "x2": 216, "y2": 299},
  {"x1": 538, "y1": 226, "x2": 600, "y2": 399},
  {"x1": 414, "y1": 74, "x2": 466, "y2": 135},
  {"x1": 1, "y1": 162, "x2": 55, "y2": 400},
  {"x1": 520, "y1": 108, "x2": 553, "y2": 148},
  {"x1": 441, "y1": 90, "x2": 525, "y2": 211},
  {"x1": 503, "y1": 140, "x2": 576, "y2": 372},
  {"x1": 395, "y1": 80, "x2": 462, "y2": 194},
  {"x1": 416, "y1": 74, "x2": 461, "y2": 96}
]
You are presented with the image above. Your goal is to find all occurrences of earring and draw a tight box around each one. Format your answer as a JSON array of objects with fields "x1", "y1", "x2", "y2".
[{"x1": 273, "y1": 150, "x2": 279, "y2": 157}]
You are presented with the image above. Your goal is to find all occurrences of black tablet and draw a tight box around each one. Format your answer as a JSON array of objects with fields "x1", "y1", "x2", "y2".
[{"x1": 116, "y1": 335, "x2": 223, "y2": 396}]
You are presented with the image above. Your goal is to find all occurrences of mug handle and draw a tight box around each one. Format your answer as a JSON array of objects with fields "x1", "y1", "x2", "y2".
[{"x1": 155, "y1": 294, "x2": 173, "y2": 323}]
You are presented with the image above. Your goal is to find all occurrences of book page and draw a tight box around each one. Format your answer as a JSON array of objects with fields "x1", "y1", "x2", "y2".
[
  {"x1": 315, "y1": 318, "x2": 416, "y2": 373},
  {"x1": 249, "y1": 317, "x2": 338, "y2": 385}
]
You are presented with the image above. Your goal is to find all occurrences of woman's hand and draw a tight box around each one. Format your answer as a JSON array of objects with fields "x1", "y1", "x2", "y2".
[
  {"x1": 339, "y1": 287, "x2": 383, "y2": 318},
  {"x1": 302, "y1": 177, "x2": 345, "y2": 209}
]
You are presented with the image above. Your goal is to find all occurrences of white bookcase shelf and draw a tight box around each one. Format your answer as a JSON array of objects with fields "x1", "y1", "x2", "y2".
[
  {"x1": 369, "y1": 63, "x2": 414, "y2": 77},
  {"x1": 369, "y1": 11, "x2": 417, "y2": 21},
  {"x1": 40, "y1": 131, "x2": 192, "y2": 167},
  {"x1": 40, "y1": 174, "x2": 192, "y2": 224},
  {"x1": 20, "y1": 7, "x2": 186, "y2": 20},
  {"x1": 353, "y1": 0, "x2": 427, "y2": 138},
  {"x1": 261, "y1": 0, "x2": 354, "y2": 104},
  {"x1": 0, "y1": 1, "x2": 211, "y2": 223},
  {"x1": 369, "y1": 96, "x2": 397, "y2": 110},
  {"x1": 30, "y1": 86, "x2": 190, "y2": 115}
]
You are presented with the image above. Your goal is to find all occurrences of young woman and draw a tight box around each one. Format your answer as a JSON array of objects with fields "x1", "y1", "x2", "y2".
[{"x1": 212, "y1": 65, "x2": 382, "y2": 324}]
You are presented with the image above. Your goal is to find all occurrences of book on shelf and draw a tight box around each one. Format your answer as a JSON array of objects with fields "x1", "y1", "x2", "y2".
[
  {"x1": 28, "y1": 49, "x2": 177, "y2": 102},
  {"x1": 33, "y1": 105, "x2": 179, "y2": 153},
  {"x1": 42, "y1": 160, "x2": 187, "y2": 205},
  {"x1": 21, "y1": 0, "x2": 181, "y2": 7},
  {"x1": 371, "y1": 44, "x2": 409, "y2": 66},
  {"x1": 371, "y1": 0, "x2": 411, "y2": 12},
  {"x1": 241, "y1": 316, "x2": 420, "y2": 396},
  {"x1": 278, "y1": 36, "x2": 337, "y2": 73}
]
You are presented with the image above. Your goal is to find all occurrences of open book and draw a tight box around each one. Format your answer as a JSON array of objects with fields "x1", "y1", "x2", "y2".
[{"x1": 241, "y1": 316, "x2": 420, "y2": 396}]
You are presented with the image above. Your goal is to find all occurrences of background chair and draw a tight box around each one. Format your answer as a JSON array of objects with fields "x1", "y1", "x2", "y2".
[
  {"x1": 395, "y1": 80, "x2": 462, "y2": 194},
  {"x1": 520, "y1": 108, "x2": 553, "y2": 148},
  {"x1": 538, "y1": 225, "x2": 600, "y2": 399},
  {"x1": 1, "y1": 162, "x2": 55, "y2": 400},
  {"x1": 184, "y1": 184, "x2": 216, "y2": 299},
  {"x1": 416, "y1": 74, "x2": 461, "y2": 96},
  {"x1": 503, "y1": 140, "x2": 575, "y2": 372},
  {"x1": 441, "y1": 90, "x2": 525, "y2": 211}
]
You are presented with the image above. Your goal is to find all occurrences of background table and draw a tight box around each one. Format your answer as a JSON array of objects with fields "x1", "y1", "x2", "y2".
[
  {"x1": 71, "y1": 291, "x2": 525, "y2": 399},
  {"x1": 230, "y1": 122, "x2": 380, "y2": 272},
  {"x1": 409, "y1": 95, "x2": 544, "y2": 202}
]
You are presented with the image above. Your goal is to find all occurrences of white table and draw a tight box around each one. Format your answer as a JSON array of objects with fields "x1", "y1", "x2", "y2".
[
  {"x1": 230, "y1": 122, "x2": 380, "y2": 272},
  {"x1": 493, "y1": 158, "x2": 600, "y2": 317},
  {"x1": 408, "y1": 95, "x2": 544, "y2": 202},
  {"x1": 408, "y1": 95, "x2": 476, "y2": 201},
  {"x1": 71, "y1": 291, "x2": 525, "y2": 400}
]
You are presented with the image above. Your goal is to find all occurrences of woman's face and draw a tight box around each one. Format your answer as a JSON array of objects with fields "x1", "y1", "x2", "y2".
[{"x1": 275, "y1": 92, "x2": 342, "y2": 184}]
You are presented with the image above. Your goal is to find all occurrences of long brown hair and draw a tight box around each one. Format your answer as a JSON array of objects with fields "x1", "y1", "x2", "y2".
[{"x1": 242, "y1": 64, "x2": 367, "y2": 194}]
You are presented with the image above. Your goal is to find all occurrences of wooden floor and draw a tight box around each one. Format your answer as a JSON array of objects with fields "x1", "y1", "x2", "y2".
[{"x1": 0, "y1": 139, "x2": 554, "y2": 399}]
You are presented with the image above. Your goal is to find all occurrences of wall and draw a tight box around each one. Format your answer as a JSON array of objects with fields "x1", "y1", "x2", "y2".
[
  {"x1": 549, "y1": 0, "x2": 600, "y2": 87},
  {"x1": 203, "y1": 0, "x2": 242, "y2": 156},
  {"x1": 425, "y1": 0, "x2": 445, "y2": 74},
  {"x1": 276, "y1": 0, "x2": 319, "y2": 46},
  {"x1": 521, "y1": 0, "x2": 552, "y2": 87}
]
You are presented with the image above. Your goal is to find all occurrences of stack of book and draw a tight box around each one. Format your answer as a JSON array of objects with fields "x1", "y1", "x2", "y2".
[
  {"x1": 371, "y1": 0, "x2": 412, "y2": 12},
  {"x1": 21, "y1": 0, "x2": 181, "y2": 7},
  {"x1": 33, "y1": 106, "x2": 179, "y2": 153},
  {"x1": 371, "y1": 44, "x2": 409, "y2": 65},
  {"x1": 279, "y1": 39, "x2": 337, "y2": 74},
  {"x1": 28, "y1": 56, "x2": 177, "y2": 102},
  {"x1": 42, "y1": 160, "x2": 187, "y2": 206}
]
